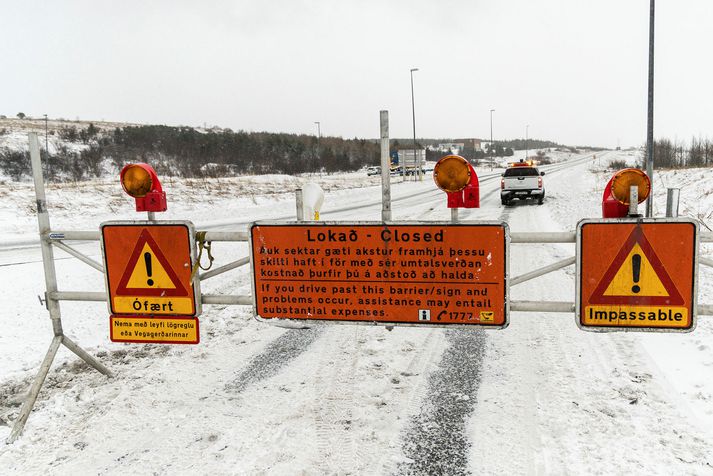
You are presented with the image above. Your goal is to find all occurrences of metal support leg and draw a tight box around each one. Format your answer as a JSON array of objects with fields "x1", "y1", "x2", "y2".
[
  {"x1": 451, "y1": 208, "x2": 459, "y2": 223},
  {"x1": 11, "y1": 133, "x2": 113, "y2": 443},
  {"x1": 6, "y1": 336, "x2": 62, "y2": 444},
  {"x1": 62, "y1": 336, "x2": 114, "y2": 377}
]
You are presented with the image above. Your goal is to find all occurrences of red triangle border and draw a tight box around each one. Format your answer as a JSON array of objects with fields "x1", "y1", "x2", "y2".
[
  {"x1": 589, "y1": 227, "x2": 684, "y2": 306},
  {"x1": 115, "y1": 229, "x2": 189, "y2": 297}
]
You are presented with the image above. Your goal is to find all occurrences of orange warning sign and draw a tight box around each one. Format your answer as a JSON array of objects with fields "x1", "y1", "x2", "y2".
[
  {"x1": 110, "y1": 315, "x2": 199, "y2": 344},
  {"x1": 250, "y1": 223, "x2": 509, "y2": 327},
  {"x1": 101, "y1": 221, "x2": 200, "y2": 317},
  {"x1": 577, "y1": 219, "x2": 698, "y2": 331}
]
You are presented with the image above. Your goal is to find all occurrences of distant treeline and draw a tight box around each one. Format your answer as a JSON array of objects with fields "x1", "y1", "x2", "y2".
[
  {"x1": 645, "y1": 138, "x2": 713, "y2": 169},
  {"x1": 0, "y1": 123, "x2": 626, "y2": 182},
  {"x1": 496, "y1": 138, "x2": 561, "y2": 150},
  {"x1": 0, "y1": 125, "x2": 382, "y2": 181}
]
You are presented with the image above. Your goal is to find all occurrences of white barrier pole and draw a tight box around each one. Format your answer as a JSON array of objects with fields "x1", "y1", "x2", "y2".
[
  {"x1": 295, "y1": 189, "x2": 304, "y2": 221},
  {"x1": 380, "y1": 110, "x2": 391, "y2": 221},
  {"x1": 666, "y1": 188, "x2": 680, "y2": 218}
]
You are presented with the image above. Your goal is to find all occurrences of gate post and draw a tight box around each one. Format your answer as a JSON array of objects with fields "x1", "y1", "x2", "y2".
[
  {"x1": 295, "y1": 189, "x2": 304, "y2": 221},
  {"x1": 666, "y1": 188, "x2": 680, "y2": 217},
  {"x1": 7, "y1": 133, "x2": 112, "y2": 444},
  {"x1": 380, "y1": 110, "x2": 392, "y2": 221}
]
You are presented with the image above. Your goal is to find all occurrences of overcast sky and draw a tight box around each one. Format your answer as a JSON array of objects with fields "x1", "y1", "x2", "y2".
[{"x1": 2, "y1": 1, "x2": 711, "y2": 148}]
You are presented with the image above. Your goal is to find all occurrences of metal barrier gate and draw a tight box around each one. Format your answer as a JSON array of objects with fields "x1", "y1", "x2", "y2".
[{"x1": 7, "y1": 133, "x2": 713, "y2": 443}]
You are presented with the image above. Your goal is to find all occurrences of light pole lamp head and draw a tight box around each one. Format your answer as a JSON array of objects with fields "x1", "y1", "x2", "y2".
[{"x1": 410, "y1": 68, "x2": 419, "y2": 73}]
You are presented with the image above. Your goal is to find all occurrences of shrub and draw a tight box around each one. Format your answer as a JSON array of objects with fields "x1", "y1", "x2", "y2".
[{"x1": 608, "y1": 159, "x2": 629, "y2": 171}]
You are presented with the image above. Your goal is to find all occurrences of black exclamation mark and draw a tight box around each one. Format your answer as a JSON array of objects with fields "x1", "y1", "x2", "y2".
[
  {"x1": 631, "y1": 253, "x2": 641, "y2": 293},
  {"x1": 144, "y1": 252, "x2": 154, "y2": 286}
]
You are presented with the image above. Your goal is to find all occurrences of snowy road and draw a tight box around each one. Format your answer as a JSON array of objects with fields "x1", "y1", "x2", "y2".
[{"x1": 1, "y1": 150, "x2": 713, "y2": 474}]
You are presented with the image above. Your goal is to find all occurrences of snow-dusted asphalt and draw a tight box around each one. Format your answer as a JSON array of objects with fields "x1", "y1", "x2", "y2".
[{"x1": 1, "y1": 150, "x2": 713, "y2": 474}]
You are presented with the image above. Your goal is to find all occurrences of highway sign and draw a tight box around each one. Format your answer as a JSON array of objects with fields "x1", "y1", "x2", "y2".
[
  {"x1": 101, "y1": 221, "x2": 201, "y2": 317},
  {"x1": 576, "y1": 218, "x2": 698, "y2": 332},
  {"x1": 110, "y1": 315, "x2": 199, "y2": 344},
  {"x1": 250, "y1": 222, "x2": 509, "y2": 327}
]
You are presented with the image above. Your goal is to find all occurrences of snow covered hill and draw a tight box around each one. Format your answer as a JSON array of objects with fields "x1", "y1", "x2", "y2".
[{"x1": 1, "y1": 149, "x2": 712, "y2": 474}]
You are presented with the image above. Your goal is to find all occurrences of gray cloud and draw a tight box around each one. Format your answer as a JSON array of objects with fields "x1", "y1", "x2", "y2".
[{"x1": 1, "y1": 1, "x2": 710, "y2": 148}]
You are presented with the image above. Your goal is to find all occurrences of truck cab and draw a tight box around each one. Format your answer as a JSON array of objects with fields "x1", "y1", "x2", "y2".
[{"x1": 500, "y1": 160, "x2": 545, "y2": 205}]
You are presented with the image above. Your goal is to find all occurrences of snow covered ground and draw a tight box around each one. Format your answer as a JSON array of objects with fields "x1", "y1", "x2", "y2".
[{"x1": 1, "y1": 148, "x2": 713, "y2": 474}]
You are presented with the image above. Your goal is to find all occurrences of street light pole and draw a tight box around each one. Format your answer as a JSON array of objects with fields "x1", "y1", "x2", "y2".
[
  {"x1": 43, "y1": 114, "x2": 48, "y2": 158},
  {"x1": 525, "y1": 124, "x2": 530, "y2": 162},
  {"x1": 490, "y1": 109, "x2": 495, "y2": 170},
  {"x1": 645, "y1": 0, "x2": 655, "y2": 217},
  {"x1": 314, "y1": 121, "x2": 321, "y2": 173},
  {"x1": 410, "y1": 68, "x2": 420, "y2": 181},
  {"x1": 314, "y1": 121, "x2": 321, "y2": 148}
]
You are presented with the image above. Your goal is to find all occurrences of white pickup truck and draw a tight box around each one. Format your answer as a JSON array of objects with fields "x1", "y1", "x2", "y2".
[{"x1": 500, "y1": 162, "x2": 546, "y2": 205}]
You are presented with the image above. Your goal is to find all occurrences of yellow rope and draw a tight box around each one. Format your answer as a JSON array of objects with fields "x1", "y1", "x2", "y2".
[{"x1": 190, "y1": 231, "x2": 215, "y2": 280}]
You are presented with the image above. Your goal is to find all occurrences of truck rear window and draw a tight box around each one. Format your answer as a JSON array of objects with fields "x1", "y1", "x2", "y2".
[{"x1": 504, "y1": 167, "x2": 539, "y2": 177}]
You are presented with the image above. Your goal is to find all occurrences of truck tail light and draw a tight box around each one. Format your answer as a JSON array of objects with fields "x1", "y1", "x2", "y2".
[
  {"x1": 500, "y1": 179, "x2": 505, "y2": 190},
  {"x1": 538, "y1": 177, "x2": 542, "y2": 188}
]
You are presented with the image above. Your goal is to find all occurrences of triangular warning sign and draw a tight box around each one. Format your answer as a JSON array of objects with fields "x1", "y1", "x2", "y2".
[
  {"x1": 124, "y1": 242, "x2": 177, "y2": 290},
  {"x1": 115, "y1": 229, "x2": 189, "y2": 297},
  {"x1": 590, "y1": 227, "x2": 683, "y2": 306}
]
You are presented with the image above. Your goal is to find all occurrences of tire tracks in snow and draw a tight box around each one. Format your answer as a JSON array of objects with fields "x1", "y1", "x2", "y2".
[
  {"x1": 312, "y1": 327, "x2": 364, "y2": 474},
  {"x1": 394, "y1": 206, "x2": 511, "y2": 475},
  {"x1": 395, "y1": 328, "x2": 487, "y2": 475},
  {"x1": 223, "y1": 326, "x2": 324, "y2": 393},
  {"x1": 376, "y1": 328, "x2": 441, "y2": 474},
  {"x1": 308, "y1": 326, "x2": 446, "y2": 475}
]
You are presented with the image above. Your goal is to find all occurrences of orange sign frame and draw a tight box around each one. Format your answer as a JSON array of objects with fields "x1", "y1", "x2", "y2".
[
  {"x1": 250, "y1": 222, "x2": 509, "y2": 328},
  {"x1": 576, "y1": 218, "x2": 698, "y2": 332},
  {"x1": 101, "y1": 221, "x2": 201, "y2": 317}
]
